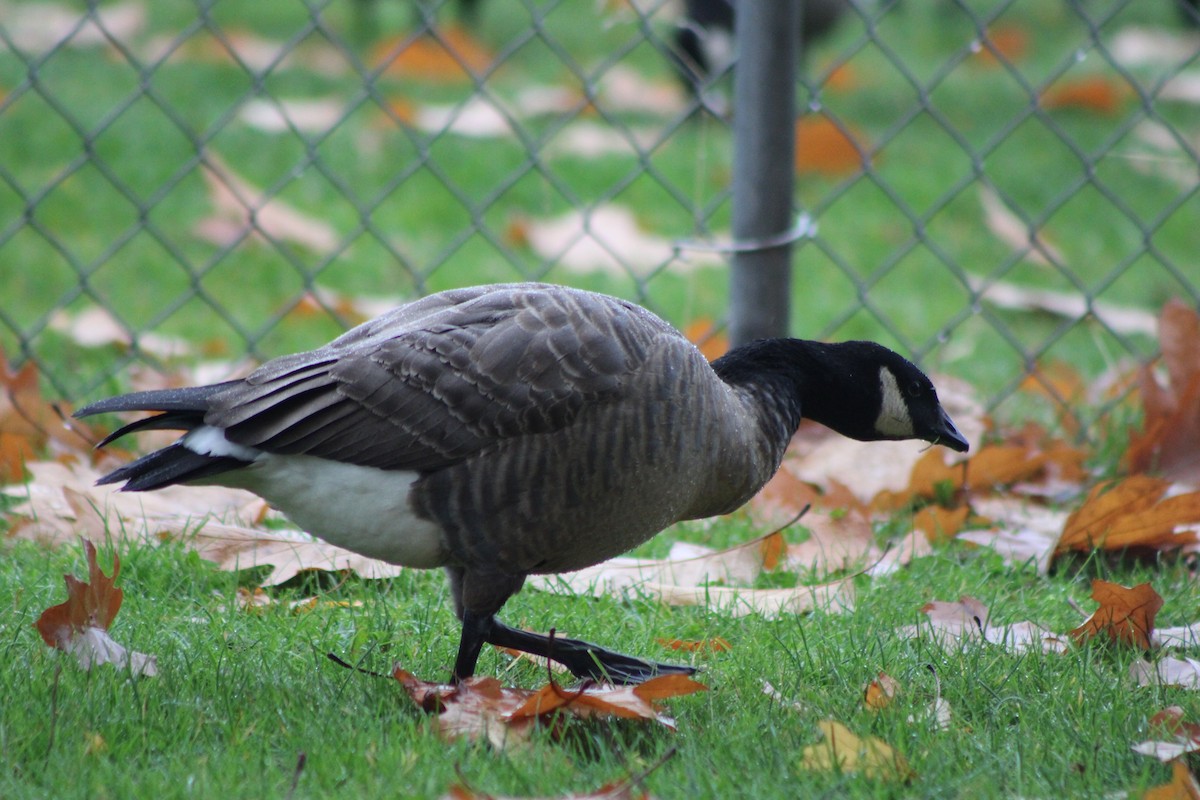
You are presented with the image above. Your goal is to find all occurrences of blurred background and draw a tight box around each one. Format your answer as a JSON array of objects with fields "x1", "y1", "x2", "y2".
[{"x1": 0, "y1": 0, "x2": 1197, "y2": 442}]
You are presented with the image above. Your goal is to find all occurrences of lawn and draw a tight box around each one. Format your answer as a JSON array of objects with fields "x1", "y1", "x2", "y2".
[{"x1": 2, "y1": 0, "x2": 1200, "y2": 797}]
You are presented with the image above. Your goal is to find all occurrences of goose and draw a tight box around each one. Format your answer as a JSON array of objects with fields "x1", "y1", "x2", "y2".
[{"x1": 76, "y1": 282, "x2": 969, "y2": 684}]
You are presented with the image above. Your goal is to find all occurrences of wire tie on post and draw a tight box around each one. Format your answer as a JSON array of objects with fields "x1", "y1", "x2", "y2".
[{"x1": 673, "y1": 212, "x2": 816, "y2": 256}]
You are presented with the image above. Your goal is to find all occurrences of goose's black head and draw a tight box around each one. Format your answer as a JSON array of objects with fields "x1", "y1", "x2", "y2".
[{"x1": 712, "y1": 339, "x2": 970, "y2": 453}]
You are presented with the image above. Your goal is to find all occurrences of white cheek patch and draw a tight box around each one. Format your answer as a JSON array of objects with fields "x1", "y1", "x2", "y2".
[{"x1": 874, "y1": 367, "x2": 914, "y2": 438}]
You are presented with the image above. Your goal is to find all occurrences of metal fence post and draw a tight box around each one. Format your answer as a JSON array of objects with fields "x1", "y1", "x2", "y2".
[{"x1": 729, "y1": 0, "x2": 799, "y2": 346}]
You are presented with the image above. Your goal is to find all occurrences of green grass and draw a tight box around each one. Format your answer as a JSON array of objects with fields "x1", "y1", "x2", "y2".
[
  {"x1": 2, "y1": 524, "x2": 1198, "y2": 799},
  {"x1": 3, "y1": 0, "x2": 1200, "y2": 797},
  {"x1": 1, "y1": 0, "x2": 1197, "y2": 417}
]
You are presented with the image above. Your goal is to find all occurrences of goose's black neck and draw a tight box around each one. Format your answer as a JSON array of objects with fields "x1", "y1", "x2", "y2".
[{"x1": 710, "y1": 338, "x2": 880, "y2": 443}]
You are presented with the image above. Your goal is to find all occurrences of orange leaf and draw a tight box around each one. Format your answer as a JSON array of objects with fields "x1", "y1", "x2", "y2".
[
  {"x1": 1069, "y1": 580, "x2": 1163, "y2": 650},
  {"x1": 370, "y1": 26, "x2": 493, "y2": 83},
  {"x1": 656, "y1": 637, "x2": 731, "y2": 653},
  {"x1": 971, "y1": 24, "x2": 1029, "y2": 67},
  {"x1": 1127, "y1": 300, "x2": 1200, "y2": 485},
  {"x1": 1142, "y1": 761, "x2": 1200, "y2": 800},
  {"x1": 864, "y1": 672, "x2": 899, "y2": 710},
  {"x1": 1058, "y1": 476, "x2": 1200, "y2": 553},
  {"x1": 913, "y1": 505, "x2": 970, "y2": 543},
  {"x1": 35, "y1": 540, "x2": 123, "y2": 647},
  {"x1": 683, "y1": 318, "x2": 729, "y2": 362},
  {"x1": 1041, "y1": 76, "x2": 1129, "y2": 115},
  {"x1": 795, "y1": 116, "x2": 870, "y2": 177}
]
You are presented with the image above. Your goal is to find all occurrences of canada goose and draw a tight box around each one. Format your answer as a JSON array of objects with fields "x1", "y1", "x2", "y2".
[{"x1": 77, "y1": 283, "x2": 969, "y2": 684}]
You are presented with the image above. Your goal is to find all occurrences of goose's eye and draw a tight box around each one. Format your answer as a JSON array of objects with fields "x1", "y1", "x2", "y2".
[{"x1": 908, "y1": 381, "x2": 924, "y2": 398}]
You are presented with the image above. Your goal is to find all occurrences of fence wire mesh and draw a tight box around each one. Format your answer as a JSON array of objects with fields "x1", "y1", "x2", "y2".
[{"x1": 1, "y1": 0, "x2": 1197, "y2": 441}]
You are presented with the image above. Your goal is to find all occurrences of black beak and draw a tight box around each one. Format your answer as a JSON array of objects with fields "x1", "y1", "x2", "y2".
[{"x1": 931, "y1": 406, "x2": 969, "y2": 453}]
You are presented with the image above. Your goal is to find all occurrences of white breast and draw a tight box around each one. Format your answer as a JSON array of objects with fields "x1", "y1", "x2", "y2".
[{"x1": 191, "y1": 439, "x2": 447, "y2": 569}]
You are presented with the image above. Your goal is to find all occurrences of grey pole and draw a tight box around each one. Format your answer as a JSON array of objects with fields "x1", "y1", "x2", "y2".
[{"x1": 729, "y1": 0, "x2": 799, "y2": 346}]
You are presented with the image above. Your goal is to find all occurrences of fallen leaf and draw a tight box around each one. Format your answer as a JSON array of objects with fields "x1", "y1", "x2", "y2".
[
  {"x1": 1140, "y1": 760, "x2": 1200, "y2": 800},
  {"x1": 913, "y1": 504, "x2": 971, "y2": 543},
  {"x1": 1131, "y1": 658, "x2": 1200, "y2": 690},
  {"x1": 971, "y1": 24, "x2": 1029, "y2": 68},
  {"x1": 656, "y1": 637, "x2": 731, "y2": 653},
  {"x1": 49, "y1": 305, "x2": 193, "y2": 359},
  {"x1": 516, "y1": 204, "x2": 721, "y2": 278},
  {"x1": 639, "y1": 576, "x2": 855, "y2": 619},
  {"x1": 1154, "y1": 623, "x2": 1200, "y2": 650},
  {"x1": 1112, "y1": 27, "x2": 1200, "y2": 67},
  {"x1": 393, "y1": 666, "x2": 706, "y2": 749},
  {"x1": 1133, "y1": 707, "x2": 1200, "y2": 763},
  {"x1": 0, "y1": 0, "x2": 145, "y2": 54},
  {"x1": 794, "y1": 115, "x2": 870, "y2": 177},
  {"x1": 1128, "y1": 300, "x2": 1200, "y2": 487},
  {"x1": 799, "y1": 719, "x2": 914, "y2": 782},
  {"x1": 185, "y1": 521, "x2": 407, "y2": 586},
  {"x1": 958, "y1": 497, "x2": 1067, "y2": 574},
  {"x1": 0, "y1": 349, "x2": 99, "y2": 478},
  {"x1": 527, "y1": 530, "x2": 783, "y2": 599},
  {"x1": 1041, "y1": 75, "x2": 1130, "y2": 115},
  {"x1": 970, "y1": 276, "x2": 1158, "y2": 338},
  {"x1": 898, "y1": 596, "x2": 1069, "y2": 654},
  {"x1": 1056, "y1": 476, "x2": 1200, "y2": 554},
  {"x1": 195, "y1": 155, "x2": 339, "y2": 253},
  {"x1": 864, "y1": 672, "x2": 899, "y2": 710},
  {"x1": 370, "y1": 26, "x2": 494, "y2": 83},
  {"x1": 1069, "y1": 580, "x2": 1163, "y2": 650},
  {"x1": 238, "y1": 97, "x2": 345, "y2": 134},
  {"x1": 34, "y1": 540, "x2": 157, "y2": 676},
  {"x1": 979, "y1": 185, "x2": 1064, "y2": 267}
]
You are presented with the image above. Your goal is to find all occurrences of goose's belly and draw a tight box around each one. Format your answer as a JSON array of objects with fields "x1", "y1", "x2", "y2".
[{"x1": 215, "y1": 453, "x2": 448, "y2": 569}]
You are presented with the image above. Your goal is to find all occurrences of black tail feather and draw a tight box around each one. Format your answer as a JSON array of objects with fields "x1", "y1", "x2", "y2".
[
  {"x1": 98, "y1": 443, "x2": 250, "y2": 491},
  {"x1": 75, "y1": 381, "x2": 239, "y2": 419},
  {"x1": 96, "y1": 410, "x2": 208, "y2": 449}
]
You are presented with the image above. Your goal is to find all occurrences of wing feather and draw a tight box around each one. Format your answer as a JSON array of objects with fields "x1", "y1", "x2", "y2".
[{"x1": 205, "y1": 283, "x2": 682, "y2": 471}]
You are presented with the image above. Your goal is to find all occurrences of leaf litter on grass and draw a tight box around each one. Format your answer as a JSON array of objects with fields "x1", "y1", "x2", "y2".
[{"x1": 34, "y1": 539, "x2": 157, "y2": 676}]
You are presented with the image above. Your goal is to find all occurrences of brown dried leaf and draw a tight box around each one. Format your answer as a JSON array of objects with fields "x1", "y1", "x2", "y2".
[
  {"x1": 1128, "y1": 300, "x2": 1200, "y2": 486},
  {"x1": 34, "y1": 540, "x2": 156, "y2": 676},
  {"x1": 1133, "y1": 707, "x2": 1200, "y2": 764},
  {"x1": 1069, "y1": 580, "x2": 1163, "y2": 650},
  {"x1": 1057, "y1": 477, "x2": 1200, "y2": 554},
  {"x1": 913, "y1": 505, "x2": 971, "y2": 543},
  {"x1": 0, "y1": 348, "x2": 98, "y2": 475},
  {"x1": 798, "y1": 719, "x2": 914, "y2": 782},
  {"x1": 393, "y1": 667, "x2": 706, "y2": 749}
]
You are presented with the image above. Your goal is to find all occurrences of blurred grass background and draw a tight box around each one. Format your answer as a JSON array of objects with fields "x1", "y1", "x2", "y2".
[{"x1": 0, "y1": 0, "x2": 1198, "y2": 426}]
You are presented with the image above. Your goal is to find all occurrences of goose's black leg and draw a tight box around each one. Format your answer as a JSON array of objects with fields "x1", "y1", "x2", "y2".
[
  {"x1": 452, "y1": 609, "x2": 495, "y2": 682},
  {"x1": 485, "y1": 619, "x2": 696, "y2": 685}
]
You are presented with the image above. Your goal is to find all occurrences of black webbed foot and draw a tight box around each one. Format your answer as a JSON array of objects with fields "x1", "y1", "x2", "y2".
[{"x1": 486, "y1": 619, "x2": 697, "y2": 684}]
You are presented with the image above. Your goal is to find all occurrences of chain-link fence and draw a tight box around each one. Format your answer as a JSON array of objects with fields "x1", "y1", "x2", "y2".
[{"x1": 1, "y1": 0, "x2": 1197, "y2": 439}]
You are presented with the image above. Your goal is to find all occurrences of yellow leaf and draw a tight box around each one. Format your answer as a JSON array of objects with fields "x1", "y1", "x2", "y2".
[{"x1": 799, "y1": 719, "x2": 914, "y2": 782}]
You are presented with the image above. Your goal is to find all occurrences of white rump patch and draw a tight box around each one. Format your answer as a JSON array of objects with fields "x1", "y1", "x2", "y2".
[
  {"x1": 182, "y1": 425, "x2": 263, "y2": 462},
  {"x1": 874, "y1": 367, "x2": 914, "y2": 438}
]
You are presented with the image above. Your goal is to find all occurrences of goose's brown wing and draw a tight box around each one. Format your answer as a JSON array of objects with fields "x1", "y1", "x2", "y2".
[{"x1": 206, "y1": 284, "x2": 682, "y2": 472}]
